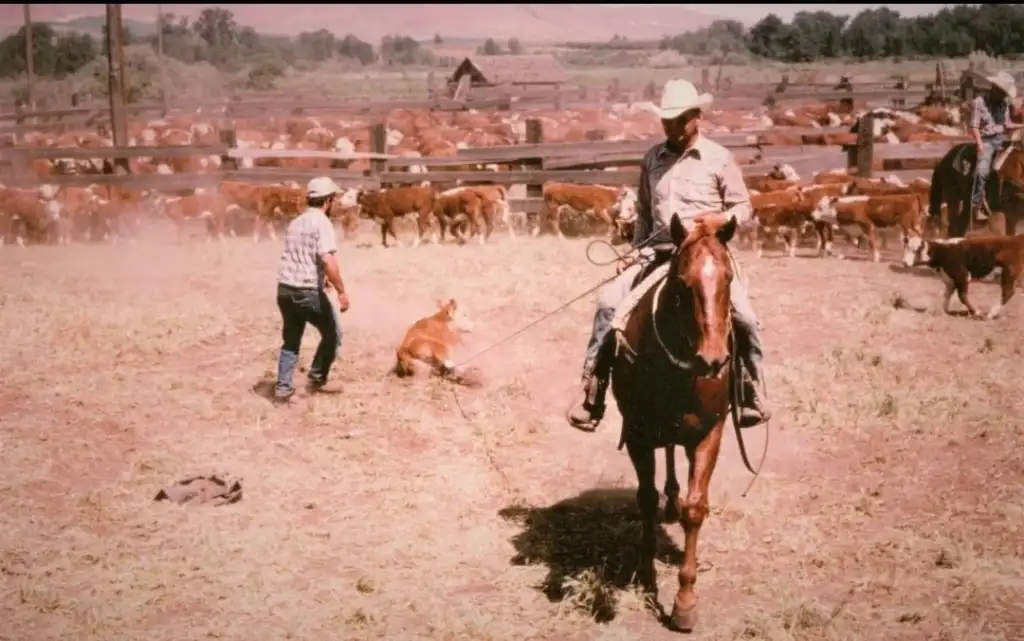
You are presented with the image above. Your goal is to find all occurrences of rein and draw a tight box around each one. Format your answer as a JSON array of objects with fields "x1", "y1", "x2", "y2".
[{"x1": 643, "y1": 242, "x2": 764, "y2": 485}]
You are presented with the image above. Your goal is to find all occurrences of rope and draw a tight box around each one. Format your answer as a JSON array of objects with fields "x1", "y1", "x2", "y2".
[{"x1": 446, "y1": 222, "x2": 770, "y2": 499}]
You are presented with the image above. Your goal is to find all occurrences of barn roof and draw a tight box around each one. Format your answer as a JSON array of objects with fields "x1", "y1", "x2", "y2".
[{"x1": 451, "y1": 54, "x2": 568, "y2": 85}]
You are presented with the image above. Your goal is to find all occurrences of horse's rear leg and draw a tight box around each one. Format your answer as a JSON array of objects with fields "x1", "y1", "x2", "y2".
[
  {"x1": 663, "y1": 446, "x2": 681, "y2": 523},
  {"x1": 671, "y1": 422, "x2": 725, "y2": 632},
  {"x1": 626, "y1": 440, "x2": 659, "y2": 595}
]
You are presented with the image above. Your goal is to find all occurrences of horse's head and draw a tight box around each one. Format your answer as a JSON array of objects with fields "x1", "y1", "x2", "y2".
[{"x1": 667, "y1": 214, "x2": 736, "y2": 376}]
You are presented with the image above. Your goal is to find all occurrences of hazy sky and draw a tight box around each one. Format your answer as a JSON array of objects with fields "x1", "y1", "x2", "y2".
[{"x1": 692, "y1": 4, "x2": 964, "y2": 25}]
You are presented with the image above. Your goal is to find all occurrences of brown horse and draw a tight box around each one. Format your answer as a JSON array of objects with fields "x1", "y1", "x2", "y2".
[
  {"x1": 929, "y1": 133, "x2": 1024, "y2": 238},
  {"x1": 991, "y1": 133, "x2": 1024, "y2": 236},
  {"x1": 606, "y1": 213, "x2": 742, "y2": 632}
]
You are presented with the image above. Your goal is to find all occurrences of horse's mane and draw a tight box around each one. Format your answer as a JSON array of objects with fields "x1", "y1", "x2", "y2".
[{"x1": 678, "y1": 221, "x2": 729, "y2": 254}]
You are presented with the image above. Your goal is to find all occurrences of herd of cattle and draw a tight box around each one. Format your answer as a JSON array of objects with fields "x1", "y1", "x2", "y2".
[{"x1": 0, "y1": 97, "x2": 970, "y2": 257}]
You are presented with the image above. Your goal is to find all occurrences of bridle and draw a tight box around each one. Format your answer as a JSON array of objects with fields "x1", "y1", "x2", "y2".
[{"x1": 649, "y1": 243, "x2": 733, "y2": 375}]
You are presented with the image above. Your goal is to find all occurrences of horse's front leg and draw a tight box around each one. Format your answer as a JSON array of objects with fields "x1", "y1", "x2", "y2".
[
  {"x1": 671, "y1": 421, "x2": 725, "y2": 632},
  {"x1": 663, "y1": 446, "x2": 681, "y2": 523},
  {"x1": 626, "y1": 439, "x2": 659, "y2": 595}
]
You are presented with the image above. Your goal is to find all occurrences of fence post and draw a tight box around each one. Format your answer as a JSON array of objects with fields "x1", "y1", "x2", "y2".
[
  {"x1": 220, "y1": 127, "x2": 238, "y2": 176},
  {"x1": 855, "y1": 113, "x2": 874, "y2": 178},
  {"x1": 525, "y1": 118, "x2": 543, "y2": 228},
  {"x1": 370, "y1": 122, "x2": 388, "y2": 186},
  {"x1": 700, "y1": 68, "x2": 710, "y2": 93},
  {"x1": 893, "y1": 76, "x2": 907, "y2": 108}
]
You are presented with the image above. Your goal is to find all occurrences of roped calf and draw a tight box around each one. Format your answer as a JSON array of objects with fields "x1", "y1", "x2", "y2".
[{"x1": 392, "y1": 299, "x2": 481, "y2": 386}]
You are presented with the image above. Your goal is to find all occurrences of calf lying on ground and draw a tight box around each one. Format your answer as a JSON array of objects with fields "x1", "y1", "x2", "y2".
[
  {"x1": 902, "y1": 234, "x2": 1024, "y2": 319},
  {"x1": 392, "y1": 299, "x2": 481, "y2": 386}
]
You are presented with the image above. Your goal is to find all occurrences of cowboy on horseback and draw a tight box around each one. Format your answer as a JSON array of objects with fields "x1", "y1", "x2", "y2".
[
  {"x1": 968, "y1": 70, "x2": 1024, "y2": 224},
  {"x1": 568, "y1": 79, "x2": 770, "y2": 432}
]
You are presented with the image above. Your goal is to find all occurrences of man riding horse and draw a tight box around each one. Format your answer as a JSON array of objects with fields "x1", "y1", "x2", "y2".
[
  {"x1": 568, "y1": 79, "x2": 771, "y2": 432},
  {"x1": 968, "y1": 70, "x2": 1024, "y2": 225}
]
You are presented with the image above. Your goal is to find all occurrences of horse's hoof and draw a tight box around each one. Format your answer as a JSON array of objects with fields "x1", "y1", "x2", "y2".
[
  {"x1": 670, "y1": 601, "x2": 698, "y2": 632},
  {"x1": 663, "y1": 501, "x2": 680, "y2": 524}
]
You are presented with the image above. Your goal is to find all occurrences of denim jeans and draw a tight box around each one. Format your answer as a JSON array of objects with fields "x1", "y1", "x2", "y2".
[
  {"x1": 275, "y1": 283, "x2": 340, "y2": 397},
  {"x1": 971, "y1": 135, "x2": 1006, "y2": 209},
  {"x1": 581, "y1": 254, "x2": 764, "y2": 383}
]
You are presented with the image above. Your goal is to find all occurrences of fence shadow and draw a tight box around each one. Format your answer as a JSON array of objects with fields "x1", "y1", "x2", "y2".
[{"x1": 498, "y1": 487, "x2": 681, "y2": 624}]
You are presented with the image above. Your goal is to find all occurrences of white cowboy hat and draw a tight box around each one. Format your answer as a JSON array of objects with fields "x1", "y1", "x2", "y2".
[
  {"x1": 307, "y1": 176, "x2": 341, "y2": 199},
  {"x1": 646, "y1": 79, "x2": 714, "y2": 120},
  {"x1": 987, "y1": 70, "x2": 1017, "y2": 99}
]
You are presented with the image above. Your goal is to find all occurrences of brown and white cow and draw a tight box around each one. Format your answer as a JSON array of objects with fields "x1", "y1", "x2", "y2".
[
  {"x1": 161, "y1": 188, "x2": 229, "y2": 243},
  {"x1": 902, "y1": 234, "x2": 1024, "y2": 319},
  {"x1": 536, "y1": 183, "x2": 637, "y2": 242},
  {"x1": 748, "y1": 193, "x2": 834, "y2": 258},
  {"x1": 356, "y1": 186, "x2": 436, "y2": 248},
  {"x1": 818, "y1": 194, "x2": 926, "y2": 262}
]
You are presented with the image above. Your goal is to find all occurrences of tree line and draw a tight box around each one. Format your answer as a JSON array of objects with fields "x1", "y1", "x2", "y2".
[
  {"x1": 661, "y1": 5, "x2": 1024, "y2": 62},
  {"x1": 0, "y1": 7, "x2": 432, "y2": 80}
]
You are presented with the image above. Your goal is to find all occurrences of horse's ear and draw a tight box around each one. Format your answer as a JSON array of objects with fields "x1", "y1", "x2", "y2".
[
  {"x1": 717, "y1": 215, "x2": 737, "y2": 244},
  {"x1": 670, "y1": 214, "x2": 686, "y2": 246}
]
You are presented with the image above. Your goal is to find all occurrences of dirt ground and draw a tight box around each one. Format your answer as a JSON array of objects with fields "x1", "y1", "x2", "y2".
[{"x1": 1, "y1": 222, "x2": 1022, "y2": 641}]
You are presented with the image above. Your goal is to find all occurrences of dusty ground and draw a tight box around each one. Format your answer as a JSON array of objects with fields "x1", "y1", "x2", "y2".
[{"x1": 1, "y1": 222, "x2": 1022, "y2": 641}]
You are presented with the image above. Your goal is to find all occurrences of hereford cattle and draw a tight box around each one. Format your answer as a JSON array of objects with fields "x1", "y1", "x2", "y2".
[
  {"x1": 537, "y1": 183, "x2": 636, "y2": 242},
  {"x1": 356, "y1": 186, "x2": 435, "y2": 248},
  {"x1": 433, "y1": 187, "x2": 489, "y2": 244},
  {"x1": 160, "y1": 188, "x2": 229, "y2": 242},
  {"x1": 0, "y1": 185, "x2": 67, "y2": 246},
  {"x1": 818, "y1": 194, "x2": 926, "y2": 262},
  {"x1": 748, "y1": 193, "x2": 833, "y2": 258},
  {"x1": 902, "y1": 235, "x2": 1024, "y2": 319},
  {"x1": 392, "y1": 298, "x2": 480, "y2": 386}
]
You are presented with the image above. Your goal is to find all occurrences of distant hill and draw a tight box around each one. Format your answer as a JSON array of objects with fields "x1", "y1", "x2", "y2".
[{"x1": 0, "y1": 5, "x2": 722, "y2": 43}]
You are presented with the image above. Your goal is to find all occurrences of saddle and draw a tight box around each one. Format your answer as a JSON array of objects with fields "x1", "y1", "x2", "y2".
[{"x1": 952, "y1": 142, "x2": 1011, "y2": 211}]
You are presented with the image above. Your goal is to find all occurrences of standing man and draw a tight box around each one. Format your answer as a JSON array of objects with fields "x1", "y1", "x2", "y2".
[
  {"x1": 567, "y1": 78, "x2": 771, "y2": 431},
  {"x1": 968, "y1": 70, "x2": 1023, "y2": 224},
  {"x1": 273, "y1": 176, "x2": 351, "y2": 404}
]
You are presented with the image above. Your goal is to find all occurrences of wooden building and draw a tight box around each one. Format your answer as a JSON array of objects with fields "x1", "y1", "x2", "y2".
[{"x1": 447, "y1": 54, "x2": 568, "y2": 100}]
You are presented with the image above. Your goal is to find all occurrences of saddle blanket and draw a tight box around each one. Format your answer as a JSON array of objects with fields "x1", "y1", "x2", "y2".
[{"x1": 610, "y1": 262, "x2": 670, "y2": 334}]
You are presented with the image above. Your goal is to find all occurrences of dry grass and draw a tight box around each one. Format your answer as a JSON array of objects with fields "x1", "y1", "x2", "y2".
[{"x1": 1, "y1": 220, "x2": 1022, "y2": 641}]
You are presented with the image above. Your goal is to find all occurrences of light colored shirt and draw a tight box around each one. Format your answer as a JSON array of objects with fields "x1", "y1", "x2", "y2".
[
  {"x1": 968, "y1": 95, "x2": 1010, "y2": 138},
  {"x1": 277, "y1": 207, "x2": 338, "y2": 289},
  {"x1": 632, "y1": 134, "x2": 752, "y2": 248}
]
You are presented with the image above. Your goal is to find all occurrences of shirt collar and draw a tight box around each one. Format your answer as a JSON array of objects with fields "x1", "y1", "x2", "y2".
[{"x1": 658, "y1": 134, "x2": 708, "y2": 161}]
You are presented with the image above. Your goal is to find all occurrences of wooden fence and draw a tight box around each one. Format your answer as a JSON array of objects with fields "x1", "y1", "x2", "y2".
[
  {"x1": 0, "y1": 116, "x2": 963, "y2": 214},
  {"x1": 0, "y1": 66, "x2": 953, "y2": 138}
]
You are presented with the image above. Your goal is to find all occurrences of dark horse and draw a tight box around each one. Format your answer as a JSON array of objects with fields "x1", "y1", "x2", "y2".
[
  {"x1": 606, "y1": 213, "x2": 742, "y2": 632},
  {"x1": 928, "y1": 137, "x2": 1024, "y2": 238}
]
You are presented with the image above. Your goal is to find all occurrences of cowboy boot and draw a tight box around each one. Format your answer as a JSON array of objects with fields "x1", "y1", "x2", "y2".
[
  {"x1": 568, "y1": 360, "x2": 610, "y2": 431},
  {"x1": 738, "y1": 368, "x2": 772, "y2": 429}
]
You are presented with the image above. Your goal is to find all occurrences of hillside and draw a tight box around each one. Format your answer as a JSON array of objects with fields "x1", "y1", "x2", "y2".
[{"x1": 0, "y1": 4, "x2": 721, "y2": 42}]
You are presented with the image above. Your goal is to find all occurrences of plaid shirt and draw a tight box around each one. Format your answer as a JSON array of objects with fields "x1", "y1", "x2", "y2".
[
  {"x1": 632, "y1": 134, "x2": 753, "y2": 248},
  {"x1": 968, "y1": 96, "x2": 1010, "y2": 138},
  {"x1": 277, "y1": 207, "x2": 338, "y2": 289}
]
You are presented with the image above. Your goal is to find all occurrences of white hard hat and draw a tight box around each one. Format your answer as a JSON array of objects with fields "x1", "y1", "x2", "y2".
[{"x1": 307, "y1": 176, "x2": 341, "y2": 199}]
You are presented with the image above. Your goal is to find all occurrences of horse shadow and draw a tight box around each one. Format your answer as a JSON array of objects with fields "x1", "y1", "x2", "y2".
[{"x1": 498, "y1": 487, "x2": 682, "y2": 624}]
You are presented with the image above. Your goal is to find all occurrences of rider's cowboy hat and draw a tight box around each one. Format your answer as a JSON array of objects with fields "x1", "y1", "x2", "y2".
[
  {"x1": 987, "y1": 70, "x2": 1017, "y2": 99},
  {"x1": 307, "y1": 176, "x2": 341, "y2": 199},
  {"x1": 646, "y1": 79, "x2": 713, "y2": 120}
]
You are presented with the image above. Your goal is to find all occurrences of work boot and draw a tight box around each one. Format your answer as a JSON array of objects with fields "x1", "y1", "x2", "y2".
[
  {"x1": 568, "y1": 369, "x2": 609, "y2": 432},
  {"x1": 305, "y1": 378, "x2": 343, "y2": 395},
  {"x1": 972, "y1": 204, "x2": 989, "y2": 223},
  {"x1": 738, "y1": 378, "x2": 771, "y2": 428}
]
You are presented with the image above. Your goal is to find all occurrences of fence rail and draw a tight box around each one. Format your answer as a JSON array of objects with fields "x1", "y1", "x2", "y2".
[{"x1": 0, "y1": 118, "x2": 957, "y2": 196}]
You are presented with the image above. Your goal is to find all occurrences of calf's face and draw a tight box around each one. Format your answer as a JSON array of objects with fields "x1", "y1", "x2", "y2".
[
  {"x1": 901, "y1": 233, "x2": 929, "y2": 268},
  {"x1": 439, "y1": 299, "x2": 474, "y2": 333}
]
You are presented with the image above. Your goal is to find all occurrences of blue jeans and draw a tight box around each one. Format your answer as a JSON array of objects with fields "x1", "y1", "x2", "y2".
[
  {"x1": 582, "y1": 256, "x2": 764, "y2": 383},
  {"x1": 972, "y1": 135, "x2": 1006, "y2": 209},
  {"x1": 275, "y1": 284, "x2": 340, "y2": 397}
]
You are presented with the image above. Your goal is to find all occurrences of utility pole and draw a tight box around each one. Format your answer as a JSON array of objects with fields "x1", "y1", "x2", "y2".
[
  {"x1": 105, "y1": 4, "x2": 129, "y2": 173},
  {"x1": 23, "y1": 5, "x2": 33, "y2": 110},
  {"x1": 156, "y1": 4, "x2": 169, "y2": 112}
]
